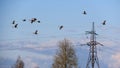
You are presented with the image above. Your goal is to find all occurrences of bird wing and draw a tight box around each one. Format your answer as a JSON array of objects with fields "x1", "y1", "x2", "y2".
[
  {"x1": 12, "y1": 20, "x2": 15, "y2": 24},
  {"x1": 59, "y1": 26, "x2": 63, "y2": 30}
]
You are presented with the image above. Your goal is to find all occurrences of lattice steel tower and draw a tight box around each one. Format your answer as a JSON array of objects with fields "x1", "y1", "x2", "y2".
[{"x1": 85, "y1": 22, "x2": 103, "y2": 68}]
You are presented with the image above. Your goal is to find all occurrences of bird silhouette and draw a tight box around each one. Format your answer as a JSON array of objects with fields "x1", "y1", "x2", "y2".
[
  {"x1": 83, "y1": 11, "x2": 87, "y2": 15},
  {"x1": 12, "y1": 20, "x2": 15, "y2": 24},
  {"x1": 102, "y1": 20, "x2": 106, "y2": 25},
  {"x1": 37, "y1": 21, "x2": 40, "y2": 23},
  {"x1": 34, "y1": 30, "x2": 38, "y2": 35},
  {"x1": 14, "y1": 24, "x2": 18, "y2": 28},
  {"x1": 23, "y1": 19, "x2": 26, "y2": 22},
  {"x1": 31, "y1": 18, "x2": 37, "y2": 23},
  {"x1": 31, "y1": 20, "x2": 34, "y2": 23},
  {"x1": 59, "y1": 25, "x2": 63, "y2": 30}
]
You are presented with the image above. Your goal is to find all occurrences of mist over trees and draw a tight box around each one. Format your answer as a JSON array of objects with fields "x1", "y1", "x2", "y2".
[{"x1": 52, "y1": 39, "x2": 78, "y2": 68}]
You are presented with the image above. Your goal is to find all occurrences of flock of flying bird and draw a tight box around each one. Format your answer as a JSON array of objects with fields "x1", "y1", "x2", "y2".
[
  {"x1": 12, "y1": 11, "x2": 106, "y2": 35},
  {"x1": 12, "y1": 18, "x2": 40, "y2": 35},
  {"x1": 12, "y1": 17, "x2": 64, "y2": 35}
]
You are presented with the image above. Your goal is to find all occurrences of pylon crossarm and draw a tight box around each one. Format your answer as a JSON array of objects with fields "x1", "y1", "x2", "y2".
[
  {"x1": 96, "y1": 42, "x2": 104, "y2": 46},
  {"x1": 85, "y1": 31, "x2": 98, "y2": 35},
  {"x1": 87, "y1": 42, "x2": 91, "y2": 46},
  {"x1": 85, "y1": 31, "x2": 92, "y2": 35},
  {"x1": 79, "y1": 42, "x2": 91, "y2": 46},
  {"x1": 80, "y1": 44, "x2": 87, "y2": 46}
]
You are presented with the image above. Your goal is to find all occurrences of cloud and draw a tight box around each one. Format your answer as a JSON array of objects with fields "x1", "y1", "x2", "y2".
[
  {"x1": 24, "y1": 55, "x2": 53, "y2": 68},
  {"x1": 24, "y1": 58, "x2": 39, "y2": 68},
  {"x1": 0, "y1": 39, "x2": 59, "y2": 68},
  {"x1": 0, "y1": 39, "x2": 59, "y2": 51},
  {"x1": 1, "y1": 37, "x2": 119, "y2": 52},
  {"x1": 108, "y1": 52, "x2": 120, "y2": 68},
  {"x1": 26, "y1": 53, "x2": 53, "y2": 60},
  {"x1": 0, "y1": 57, "x2": 15, "y2": 68},
  {"x1": 1, "y1": 38, "x2": 120, "y2": 68},
  {"x1": 98, "y1": 46, "x2": 120, "y2": 68},
  {"x1": 31, "y1": 63, "x2": 39, "y2": 68},
  {"x1": 0, "y1": 49, "x2": 54, "y2": 68}
]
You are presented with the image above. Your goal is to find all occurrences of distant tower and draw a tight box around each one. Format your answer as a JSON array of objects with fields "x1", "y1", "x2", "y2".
[{"x1": 85, "y1": 22, "x2": 103, "y2": 68}]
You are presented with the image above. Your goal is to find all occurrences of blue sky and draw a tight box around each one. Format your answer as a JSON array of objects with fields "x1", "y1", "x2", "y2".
[{"x1": 0, "y1": 0, "x2": 120, "y2": 68}]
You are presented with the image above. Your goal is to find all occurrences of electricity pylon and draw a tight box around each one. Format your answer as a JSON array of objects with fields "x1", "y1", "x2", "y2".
[{"x1": 83, "y1": 22, "x2": 103, "y2": 68}]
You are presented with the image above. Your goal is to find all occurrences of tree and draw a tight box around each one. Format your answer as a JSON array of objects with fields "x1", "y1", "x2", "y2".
[
  {"x1": 12, "y1": 56, "x2": 24, "y2": 68},
  {"x1": 52, "y1": 39, "x2": 78, "y2": 68}
]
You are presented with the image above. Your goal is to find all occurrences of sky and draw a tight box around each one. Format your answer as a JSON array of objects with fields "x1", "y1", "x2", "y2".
[{"x1": 0, "y1": 0, "x2": 120, "y2": 68}]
